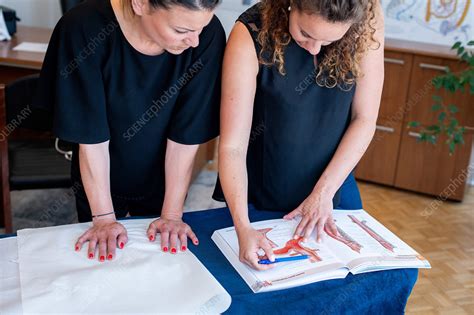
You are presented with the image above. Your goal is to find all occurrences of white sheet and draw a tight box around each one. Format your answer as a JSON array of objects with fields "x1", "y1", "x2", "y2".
[
  {"x1": 12, "y1": 42, "x2": 48, "y2": 53},
  {"x1": 0, "y1": 237, "x2": 23, "y2": 314},
  {"x1": 17, "y1": 219, "x2": 231, "y2": 314}
]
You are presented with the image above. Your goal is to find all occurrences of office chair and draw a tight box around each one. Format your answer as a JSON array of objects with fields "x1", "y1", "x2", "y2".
[{"x1": 0, "y1": 75, "x2": 72, "y2": 233}]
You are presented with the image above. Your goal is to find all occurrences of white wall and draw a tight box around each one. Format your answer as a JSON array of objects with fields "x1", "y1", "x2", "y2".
[
  {"x1": 0, "y1": 0, "x2": 250, "y2": 31},
  {"x1": 0, "y1": 0, "x2": 62, "y2": 29}
]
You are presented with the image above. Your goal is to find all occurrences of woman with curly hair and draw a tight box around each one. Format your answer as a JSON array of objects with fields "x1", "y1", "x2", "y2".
[{"x1": 214, "y1": 0, "x2": 384, "y2": 270}]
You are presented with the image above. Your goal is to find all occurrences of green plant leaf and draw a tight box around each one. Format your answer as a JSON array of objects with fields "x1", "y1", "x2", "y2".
[
  {"x1": 449, "y1": 141, "x2": 456, "y2": 154},
  {"x1": 453, "y1": 132, "x2": 465, "y2": 145},
  {"x1": 426, "y1": 125, "x2": 441, "y2": 133},
  {"x1": 467, "y1": 40, "x2": 474, "y2": 46},
  {"x1": 447, "y1": 104, "x2": 459, "y2": 113},
  {"x1": 432, "y1": 95, "x2": 443, "y2": 103},
  {"x1": 407, "y1": 121, "x2": 420, "y2": 128},
  {"x1": 452, "y1": 42, "x2": 462, "y2": 49},
  {"x1": 431, "y1": 103, "x2": 442, "y2": 111},
  {"x1": 438, "y1": 112, "x2": 447, "y2": 122},
  {"x1": 449, "y1": 118, "x2": 459, "y2": 128}
]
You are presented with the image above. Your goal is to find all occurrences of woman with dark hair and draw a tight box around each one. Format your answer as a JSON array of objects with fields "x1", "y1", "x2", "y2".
[
  {"x1": 35, "y1": 0, "x2": 225, "y2": 261},
  {"x1": 215, "y1": 0, "x2": 384, "y2": 270}
]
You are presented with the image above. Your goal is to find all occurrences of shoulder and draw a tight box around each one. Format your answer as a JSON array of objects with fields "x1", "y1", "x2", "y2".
[
  {"x1": 237, "y1": 3, "x2": 263, "y2": 32},
  {"x1": 199, "y1": 15, "x2": 226, "y2": 47},
  {"x1": 190, "y1": 15, "x2": 226, "y2": 59},
  {"x1": 54, "y1": 0, "x2": 118, "y2": 40}
]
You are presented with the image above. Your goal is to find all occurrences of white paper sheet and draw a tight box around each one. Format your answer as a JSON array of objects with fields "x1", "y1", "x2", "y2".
[
  {"x1": 0, "y1": 237, "x2": 23, "y2": 314},
  {"x1": 12, "y1": 42, "x2": 48, "y2": 53},
  {"x1": 17, "y1": 219, "x2": 231, "y2": 314}
]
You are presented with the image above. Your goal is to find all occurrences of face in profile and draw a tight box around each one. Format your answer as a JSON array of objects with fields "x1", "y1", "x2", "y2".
[
  {"x1": 135, "y1": 3, "x2": 215, "y2": 54},
  {"x1": 288, "y1": 9, "x2": 352, "y2": 56}
]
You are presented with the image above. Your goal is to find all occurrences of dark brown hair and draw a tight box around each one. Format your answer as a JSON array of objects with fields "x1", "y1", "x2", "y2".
[
  {"x1": 122, "y1": 0, "x2": 220, "y2": 14},
  {"x1": 257, "y1": 0, "x2": 379, "y2": 89}
]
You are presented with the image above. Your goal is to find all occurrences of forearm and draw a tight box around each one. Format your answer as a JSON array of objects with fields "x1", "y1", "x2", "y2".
[
  {"x1": 314, "y1": 117, "x2": 376, "y2": 197},
  {"x1": 218, "y1": 146, "x2": 251, "y2": 231},
  {"x1": 79, "y1": 142, "x2": 115, "y2": 218},
  {"x1": 161, "y1": 139, "x2": 198, "y2": 219}
]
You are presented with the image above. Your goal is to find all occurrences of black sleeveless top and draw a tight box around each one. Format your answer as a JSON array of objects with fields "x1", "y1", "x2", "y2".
[{"x1": 213, "y1": 3, "x2": 355, "y2": 211}]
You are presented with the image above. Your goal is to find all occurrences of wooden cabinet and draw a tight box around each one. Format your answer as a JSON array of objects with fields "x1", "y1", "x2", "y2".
[
  {"x1": 394, "y1": 128, "x2": 472, "y2": 201},
  {"x1": 355, "y1": 39, "x2": 474, "y2": 201},
  {"x1": 355, "y1": 119, "x2": 402, "y2": 186},
  {"x1": 405, "y1": 56, "x2": 474, "y2": 127},
  {"x1": 378, "y1": 52, "x2": 414, "y2": 121}
]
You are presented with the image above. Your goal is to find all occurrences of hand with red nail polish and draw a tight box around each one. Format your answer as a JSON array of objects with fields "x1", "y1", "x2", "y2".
[
  {"x1": 74, "y1": 215, "x2": 128, "y2": 262},
  {"x1": 147, "y1": 215, "x2": 199, "y2": 255}
]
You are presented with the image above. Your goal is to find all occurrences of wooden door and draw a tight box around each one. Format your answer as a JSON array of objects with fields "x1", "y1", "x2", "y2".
[
  {"x1": 394, "y1": 127, "x2": 472, "y2": 201},
  {"x1": 404, "y1": 56, "x2": 474, "y2": 127},
  {"x1": 355, "y1": 51, "x2": 413, "y2": 185},
  {"x1": 355, "y1": 119, "x2": 403, "y2": 186}
]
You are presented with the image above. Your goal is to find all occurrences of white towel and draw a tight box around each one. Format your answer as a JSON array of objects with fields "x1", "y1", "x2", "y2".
[{"x1": 16, "y1": 219, "x2": 231, "y2": 314}]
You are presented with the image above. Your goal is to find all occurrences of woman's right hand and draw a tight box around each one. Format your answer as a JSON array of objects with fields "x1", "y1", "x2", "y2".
[
  {"x1": 237, "y1": 226, "x2": 276, "y2": 271},
  {"x1": 75, "y1": 217, "x2": 128, "y2": 262}
]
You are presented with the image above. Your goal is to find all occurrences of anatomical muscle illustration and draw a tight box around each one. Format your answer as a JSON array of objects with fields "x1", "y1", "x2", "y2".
[
  {"x1": 272, "y1": 237, "x2": 322, "y2": 262},
  {"x1": 257, "y1": 228, "x2": 278, "y2": 248},
  {"x1": 324, "y1": 224, "x2": 362, "y2": 253},
  {"x1": 348, "y1": 215, "x2": 395, "y2": 252}
]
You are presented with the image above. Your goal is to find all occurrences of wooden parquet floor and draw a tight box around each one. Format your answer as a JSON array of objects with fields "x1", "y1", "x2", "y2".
[{"x1": 358, "y1": 181, "x2": 474, "y2": 315}]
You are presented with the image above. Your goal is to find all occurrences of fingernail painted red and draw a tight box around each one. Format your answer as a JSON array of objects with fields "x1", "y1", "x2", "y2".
[
  {"x1": 119, "y1": 242, "x2": 124, "y2": 249},
  {"x1": 107, "y1": 254, "x2": 113, "y2": 260},
  {"x1": 163, "y1": 247, "x2": 168, "y2": 252},
  {"x1": 149, "y1": 235, "x2": 154, "y2": 241},
  {"x1": 171, "y1": 248, "x2": 176, "y2": 254},
  {"x1": 88, "y1": 253, "x2": 94, "y2": 259},
  {"x1": 75, "y1": 245, "x2": 79, "y2": 251},
  {"x1": 100, "y1": 256, "x2": 105, "y2": 262},
  {"x1": 181, "y1": 246, "x2": 186, "y2": 251}
]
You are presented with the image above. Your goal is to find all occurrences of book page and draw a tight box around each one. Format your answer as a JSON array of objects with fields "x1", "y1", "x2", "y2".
[
  {"x1": 213, "y1": 219, "x2": 347, "y2": 292},
  {"x1": 322, "y1": 210, "x2": 430, "y2": 272}
]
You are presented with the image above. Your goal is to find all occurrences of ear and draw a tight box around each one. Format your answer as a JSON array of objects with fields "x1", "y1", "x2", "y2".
[{"x1": 131, "y1": 0, "x2": 147, "y2": 16}]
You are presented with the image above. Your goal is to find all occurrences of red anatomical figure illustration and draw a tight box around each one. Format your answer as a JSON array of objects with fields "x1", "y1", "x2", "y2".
[
  {"x1": 324, "y1": 224, "x2": 362, "y2": 253},
  {"x1": 272, "y1": 237, "x2": 322, "y2": 262},
  {"x1": 348, "y1": 215, "x2": 395, "y2": 252}
]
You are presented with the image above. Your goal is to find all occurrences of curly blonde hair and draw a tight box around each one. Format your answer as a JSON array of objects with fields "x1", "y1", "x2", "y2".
[{"x1": 257, "y1": 0, "x2": 379, "y2": 90}]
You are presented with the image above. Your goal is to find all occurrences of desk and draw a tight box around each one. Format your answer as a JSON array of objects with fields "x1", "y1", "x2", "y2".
[
  {"x1": 0, "y1": 26, "x2": 52, "y2": 84},
  {"x1": 2, "y1": 206, "x2": 418, "y2": 314}
]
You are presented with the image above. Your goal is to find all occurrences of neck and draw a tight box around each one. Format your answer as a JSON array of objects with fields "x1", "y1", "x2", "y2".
[{"x1": 111, "y1": 0, "x2": 165, "y2": 55}]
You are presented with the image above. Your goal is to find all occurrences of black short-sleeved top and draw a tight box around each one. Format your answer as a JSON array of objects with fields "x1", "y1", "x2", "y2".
[
  {"x1": 213, "y1": 3, "x2": 356, "y2": 211},
  {"x1": 34, "y1": 0, "x2": 226, "y2": 213}
]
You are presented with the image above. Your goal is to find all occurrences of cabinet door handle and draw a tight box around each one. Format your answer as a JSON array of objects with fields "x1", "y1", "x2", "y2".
[
  {"x1": 408, "y1": 131, "x2": 421, "y2": 138},
  {"x1": 419, "y1": 63, "x2": 449, "y2": 72},
  {"x1": 384, "y1": 57, "x2": 405, "y2": 65},
  {"x1": 465, "y1": 126, "x2": 474, "y2": 133},
  {"x1": 376, "y1": 125, "x2": 395, "y2": 133}
]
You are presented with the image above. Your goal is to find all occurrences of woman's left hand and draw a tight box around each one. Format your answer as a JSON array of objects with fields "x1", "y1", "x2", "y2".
[
  {"x1": 283, "y1": 191, "x2": 338, "y2": 243},
  {"x1": 147, "y1": 217, "x2": 199, "y2": 254}
]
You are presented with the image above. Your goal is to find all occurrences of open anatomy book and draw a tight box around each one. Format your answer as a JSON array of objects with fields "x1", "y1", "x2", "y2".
[{"x1": 212, "y1": 209, "x2": 430, "y2": 293}]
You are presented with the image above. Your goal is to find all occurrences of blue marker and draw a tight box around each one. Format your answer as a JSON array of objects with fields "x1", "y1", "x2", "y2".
[{"x1": 258, "y1": 255, "x2": 309, "y2": 265}]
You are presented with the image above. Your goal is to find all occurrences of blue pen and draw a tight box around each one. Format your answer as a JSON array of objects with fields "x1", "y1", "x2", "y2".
[{"x1": 258, "y1": 255, "x2": 309, "y2": 265}]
